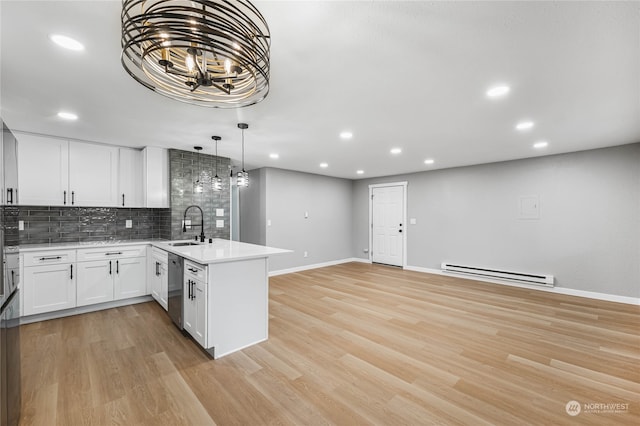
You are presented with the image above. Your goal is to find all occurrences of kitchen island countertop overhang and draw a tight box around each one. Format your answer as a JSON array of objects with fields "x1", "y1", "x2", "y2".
[{"x1": 152, "y1": 239, "x2": 291, "y2": 265}]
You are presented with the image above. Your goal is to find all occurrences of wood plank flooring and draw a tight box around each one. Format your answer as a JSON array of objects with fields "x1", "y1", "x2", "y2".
[{"x1": 19, "y1": 262, "x2": 640, "y2": 425}]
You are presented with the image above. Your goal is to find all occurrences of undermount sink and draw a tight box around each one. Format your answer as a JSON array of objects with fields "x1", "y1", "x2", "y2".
[{"x1": 168, "y1": 242, "x2": 201, "y2": 247}]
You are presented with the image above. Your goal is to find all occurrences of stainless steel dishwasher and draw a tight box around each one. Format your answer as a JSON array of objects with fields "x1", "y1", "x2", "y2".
[{"x1": 167, "y1": 253, "x2": 184, "y2": 329}]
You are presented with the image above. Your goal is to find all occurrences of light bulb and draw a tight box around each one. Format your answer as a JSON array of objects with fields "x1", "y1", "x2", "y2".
[{"x1": 185, "y1": 54, "x2": 195, "y2": 72}]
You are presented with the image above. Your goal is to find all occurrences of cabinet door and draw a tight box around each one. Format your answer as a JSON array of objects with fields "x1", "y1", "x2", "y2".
[
  {"x1": 119, "y1": 148, "x2": 144, "y2": 207},
  {"x1": 194, "y1": 281, "x2": 207, "y2": 347},
  {"x1": 2, "y1": 123, "x2": 19, "y2": 205},
  {"x1": 114, "y1": 257, "x2": 147, "y2": 300},
  {"x1": 77, "y1": 260, "x2": 114, "y2": 306},
  {"x1": 142, "y1": 147, "x2": 169, "y2": 208},
  {"x1": 22, "y1": 264, "x2": 76, "y2": 315},
  {"x1": 68, "y1": 141, "x2": 119, "y2": 206},
  {"x1": 159, "y1": 262, "x2": 168, "y2": 310},
  {"x1": 183, "y1": 278, "x2": 196, "y2": 336},
  {"x1": 150, "y1": 259, "x2": 162, "y2": 303},
  {"x1": 18, "y1": 134, "x2": 69, "y2": 206}
]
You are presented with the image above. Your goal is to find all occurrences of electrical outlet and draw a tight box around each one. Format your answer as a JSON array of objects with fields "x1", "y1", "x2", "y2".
[
  {"x1": 216, "y1": 208, "x2": 224, "y2": 217},
  {"x1": 304, "y1": 251, "x2": 308, "y2": 258},
  {"x1": 182, "y1": 219, "x2": 191, "y2": 229},
  {"x1": 125, "y1": 219, "x2": 132, "y2": 228},
  {"x1": 18, "y1": 221, "x2": 24, "y2": 231},
  {"x1": 216, "y1": 219, "x2": 224, "y2": 228}
]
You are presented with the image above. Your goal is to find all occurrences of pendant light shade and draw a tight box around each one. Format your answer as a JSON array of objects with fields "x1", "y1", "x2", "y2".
[
  {"x1": 193, "y1": 146, "x2": 208, "y2": 193},
  {"x1": 237, "y1": 123, "x2": 249, "y2": 187},
  {"x1": 212, "y1": 136, "x2": 222, "y2": 191}
]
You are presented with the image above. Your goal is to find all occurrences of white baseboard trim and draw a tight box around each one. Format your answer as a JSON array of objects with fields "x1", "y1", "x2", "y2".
[
  {"x1": 20, "y1": 295, "x2": 155, "y2": 325},
  {"x1": 405, "y1": 265, "x2": 639, "y2": 306},
  {"x1": 269, "y1": 257, "x2": 370, "y2": 277}
]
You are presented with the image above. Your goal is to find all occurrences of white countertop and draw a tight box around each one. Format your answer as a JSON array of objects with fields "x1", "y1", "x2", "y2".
[
  {"x1": 152, "y1": 239, "x2": 291, "y2": 265},
  {"x1": 18, "y1": 238, "x2": 291, "y2": 264}
]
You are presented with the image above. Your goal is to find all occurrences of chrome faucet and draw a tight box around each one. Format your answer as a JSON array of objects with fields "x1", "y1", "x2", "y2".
[{"x1": 182, "y1": 205, "x2": 205, "y2": 242}]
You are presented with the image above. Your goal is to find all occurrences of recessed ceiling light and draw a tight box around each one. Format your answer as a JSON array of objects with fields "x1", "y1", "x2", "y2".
[
  {"x1": 356, "y1": 170, "x2": 364, "y2": 175},
  {"x1": 390, "y1": 148, "x2": 402, "y2": 155},
  {"x1": 319, "y1": 162, "x2": 328, "y2": 168},
  {"x1": 57, "y1": 111, "x2": 78, "y2": 120},
  {"x1": 486, "y1": 85, "x2": 510, "y2": 98},
  {"x1": 49, "y1": 34, "x2": 84, "y2": 51},
  {"x1": 533, "y1": 141, "x2": 548, "y2": 149},
  {"x1": 424, "y1": 159, "x2": 435, "y2": 165},
  {"x1": 340, "y1": 131, "x2": 353, "y2": 140},
  {"x1": 516, "y1": 121, "x2": 534, "y2": 131},
  {"x1": 269, "y1": 153, "x2": 279, "y2": 159}
]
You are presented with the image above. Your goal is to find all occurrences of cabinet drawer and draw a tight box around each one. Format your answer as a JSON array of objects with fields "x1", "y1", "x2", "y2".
[
  {"x1": 22, "y1": 250, "x2": 76, "y2": 267},
  {"x1": 77, "y1": 245, "x2": 146, "y2": 261},
  {"x1": 185, "y1": 260, "x2": 206, "y2": 282}
]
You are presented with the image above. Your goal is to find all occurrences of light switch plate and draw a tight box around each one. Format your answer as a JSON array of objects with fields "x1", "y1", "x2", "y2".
[
  {"x1": 18, "y1": 221, "x2": 24, "y2": 231},
  {"x1": 216, "y1": 208, "x2": 224, "y2": 217},
  {"x1": 216, "y1": 219, "x2": 224, "y2": 228},
  {"x1": 125, "y1": 219, "x2": 132, "y2": 228}
]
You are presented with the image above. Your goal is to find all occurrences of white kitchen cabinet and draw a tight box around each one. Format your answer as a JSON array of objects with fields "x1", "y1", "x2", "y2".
[
  {"x1": 2, "y1": 122, "x2": 19, "y2": 205},
  {"x1": 119, "y1": 148, "x2": 144, "y2": 207},
  {"x1": 184, "y1": 260, "x2": 207, "y2": 347},
  {"x1": 17, "y1": 133, "x2": 69, "y2": 206},
  {"x1": 142, "y1": 146, "x2": 169, "y2": 208},
  {"x1": 76, "y1": 260, "x2": 114, "y2": 306},
  {"x1": 114, "y1": 256, "x2": 147, "y2": 300},
  {"x1": 150, "y1": 247, "x2": 168, "y2": 310},
  {"x1": 18, "y1": 135, "x2": 120, "y2": 206},
  {"x1": 68, "y1": 141, "x2": 119, "y2": 206},
  {"x1": 22, "y1": 250, "x2": 76, "y2": 315},
  {"x1": 76, "y1": 245, "x2": 147, "y2": 307}
]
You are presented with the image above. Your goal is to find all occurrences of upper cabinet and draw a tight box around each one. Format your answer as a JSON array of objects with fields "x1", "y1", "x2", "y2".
[
  {"x1": 1, "y1": 121, "x2": 19, "y2": 205},
  {"x1": 18, "y1": 133, "x2": 69, "y2": 206},
  {"x1": 68, "y1": 141, "x2": 119, "y2": 207},
  {"x1": 118, "y1": 148, "x2": 144, "y2": 207},
  {"x1": 143, "y1": 147, "x2": 169, "y2": 208},
  {"x1": 17, "y1": 133, "x2": 166, "y2": 208}
]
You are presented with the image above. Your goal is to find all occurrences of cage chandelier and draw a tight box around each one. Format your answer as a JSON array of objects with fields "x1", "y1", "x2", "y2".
[{"x1": 121, "y1": 0, "x2": 270, "y2": 108}]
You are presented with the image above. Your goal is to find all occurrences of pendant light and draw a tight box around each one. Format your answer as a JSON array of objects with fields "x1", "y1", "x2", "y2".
[
  {"x1": 193, "y1": 146, "x2": 204, "y2": 193},
  {"x1": 212, "y1": 136, "x2": 222, "y2": 191},
  {"x1": 237, "y1": 123, "x2": 249, "y2": 187}
]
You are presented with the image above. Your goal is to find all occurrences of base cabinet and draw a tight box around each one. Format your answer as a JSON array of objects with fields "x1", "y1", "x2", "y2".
[
  {"x1": 114, "y1": 257, "x2": 147, "y2": 300},
  {"x1": 184, "y1": 261, "x2": 207, "y2": 347},
  {"x1": 22, "y1": 263, "x2": 76, "y2": 315},
  {"x1": 76, "y1": 260, "x2": 114, "y2": 307},
  {"x1": 150, "y1": 248, "x2": 168, "y2": 310}
]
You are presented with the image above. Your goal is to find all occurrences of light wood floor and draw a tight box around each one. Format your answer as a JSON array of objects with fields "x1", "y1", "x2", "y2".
[{"x1": 19, "y1": 262, "x2": 640, "y2": 425}]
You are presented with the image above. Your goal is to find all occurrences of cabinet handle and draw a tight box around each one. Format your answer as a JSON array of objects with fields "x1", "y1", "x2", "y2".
[
  {"x1": 71, "y1": 191, "x2": 75, "y2": 205},
  {"x1": 70, "y1": 264, "x2": 73, "y2": 280},
  {"x1": 122, "y1": 193, "x2": 125, "y2": 207},
  {"x1": 11, "y1": 270, "x2": 15, "y2": 287},
  {"x1": 109, "y1": 260, "x2": 112, "y2": 275},
  {"x1": 192, "y1": 281, "x2": 196, "y2": 300},
  {"x1": 187, "y1": 280, "x2": 192, "y2": 299},
  {"x1": 6, "y1": 188, "x2": 13, "y2": 204},
  {"x1": 155, "y1": 261, "x2": 160, "y2": 276},
  {"x1": 63, "y1": 190, "x2": 67, "y2": 205},
  {"x1": 188, "y1": 267, "x2": 198, "y2": 273},
  {"x1": 105, "y1": 252, "x2": 123, "y2": 256},
  {"x1": 39, "y1": 256, "x2": 62, "y2": 261},
  {"x1": 116, "y1": 260, "x2": 119, "y2": 274}
]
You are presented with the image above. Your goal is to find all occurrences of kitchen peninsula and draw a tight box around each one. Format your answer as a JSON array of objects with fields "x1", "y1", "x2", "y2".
[
  {"x1": 153, "y1": 238, "x2": 290, "y2": 358},
  {"x1": 20, "y1": 238, "x2": 290, "y2": 359}
]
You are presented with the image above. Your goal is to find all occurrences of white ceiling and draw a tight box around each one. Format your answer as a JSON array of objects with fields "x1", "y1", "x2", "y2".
[{"x1": 1, "y1": 1, "x2": 639, "y2": 179}]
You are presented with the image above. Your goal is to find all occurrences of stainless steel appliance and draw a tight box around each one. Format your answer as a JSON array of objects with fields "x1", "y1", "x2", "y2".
[
  {"x1": 168, "y1": 253, "x2": 184, "y2": 329},
  {"x1": 1, "y1": 119, "x2": 20, "y2": 426}
]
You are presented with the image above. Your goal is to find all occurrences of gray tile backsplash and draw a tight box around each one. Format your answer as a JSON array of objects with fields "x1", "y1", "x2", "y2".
[
  {"x1": 169, "y1": 149, "x2": 231, "y2": 241},
  {"x1": 16, "y1": 206, "x2": 171, "y2": 245}
]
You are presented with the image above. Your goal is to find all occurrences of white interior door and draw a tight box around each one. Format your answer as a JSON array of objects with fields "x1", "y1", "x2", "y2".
[{"x1": 371, "y1": 185, "x2": 404, "y2": 266}]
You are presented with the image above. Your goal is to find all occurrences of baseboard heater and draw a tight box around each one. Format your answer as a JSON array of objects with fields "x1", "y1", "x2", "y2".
[{"x1": 441, "y1": 262, "x2": 554, "y2": 287}]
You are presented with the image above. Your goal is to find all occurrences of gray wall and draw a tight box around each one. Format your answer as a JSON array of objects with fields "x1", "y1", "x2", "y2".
[
  {"x1": 239, "y1": 168, "x2": 266, "y2": 245},
  {"x1": 241, "y1": 168, "x2": 353, "y2": 271},
  {"x1": 352, "y1": 144, "x2": 640, "y2": 298}
]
